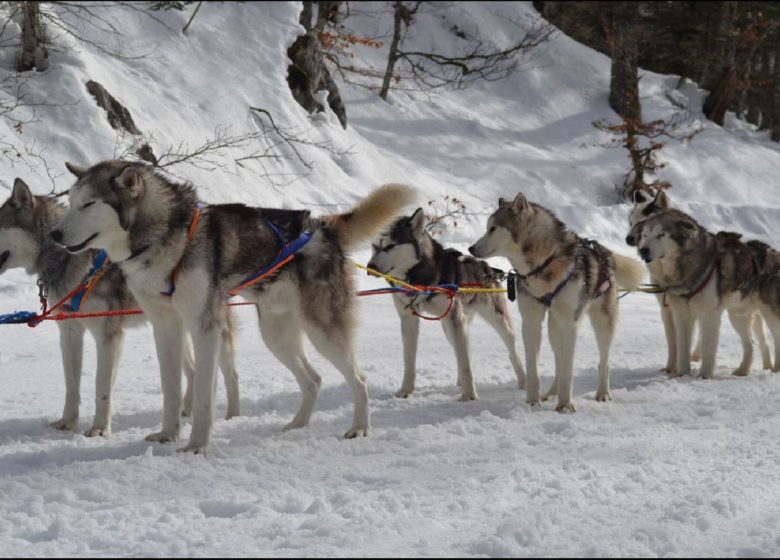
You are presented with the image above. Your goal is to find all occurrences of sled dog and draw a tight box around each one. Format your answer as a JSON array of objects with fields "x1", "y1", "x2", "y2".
[
  {"x1": 366, "y1": 208, "x2": 526, "y2": 400},
  {"x1": 746, "y1": 239, "x2": 780, "y2": 371},
  {"x1": 469, "y1": 193, "x2": 645, "y2": 411},
  {"x1": 626, "y1": 188, "x2": 771, "y2": 372},
  {"x1": 53, "y1": 160, "x2": 415, "y2": 452},
  {"x1": 0, "y1": 178, "x2": 239, "y2": 436},
  {"x1": 632, "y1": 209, "x2": 762, "y2": 378}
]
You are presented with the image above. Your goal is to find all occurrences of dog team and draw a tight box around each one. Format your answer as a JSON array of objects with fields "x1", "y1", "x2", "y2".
[{"x1": 0, "y1": 160, "x2": 775, "y2": 453}]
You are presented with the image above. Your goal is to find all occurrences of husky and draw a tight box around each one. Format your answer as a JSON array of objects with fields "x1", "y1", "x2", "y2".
[
  {"x1": 632, "y1": 209, "x2": 761, "y2": 378},
  {"x1": 744, "y1": 239, "x2": 780, "y2": 372},
  {"x1": 469, "y1": 193, "x2": 646, "y2": 412},
  {"x1": 626, "y1": 188, "x2": 771, "y2": 372},
  {"x1": 0, "y1": 178, "x2": 240, "y2": 436},
  {"x1": 52, "y1": 160, "x2": 415, "y2": 453},
  {"x1": 366, "y1": 208, "x2": 526, "y2": 400}
]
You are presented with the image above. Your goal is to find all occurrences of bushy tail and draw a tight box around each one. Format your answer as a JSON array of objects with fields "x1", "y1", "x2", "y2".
[
  {"x1": 328, "y1": 184, "x2": 417, "y2": 251},
  {"x1": 613, "y1": 253, "x2": 646, "y2": 290}
]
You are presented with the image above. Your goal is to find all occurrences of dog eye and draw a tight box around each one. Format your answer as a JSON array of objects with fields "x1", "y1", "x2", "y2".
[
  {"x1": 489, "y1": 226, "x2": 496, "y2": 233},
  {"x1": 384, "y1": 243, "x2": 395, "y2": 251},
  {"x1": 81, "y1": 201, "x2": 95, "y2": 210},
  {"x1": 655, "y1": 232, "x2": 666, "y2": 239}
]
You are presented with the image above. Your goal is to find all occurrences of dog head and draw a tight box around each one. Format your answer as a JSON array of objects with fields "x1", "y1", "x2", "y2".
[
  {"x1": 0, "y1": 178, "x2": 42, "y2": 274},
  {"x1": 626, "y1": 188, "x2": 670, "y2": 245},
  {"x1": 367, "y1": 207, "x2": 426, "y2": 278},
  {"x1": 52, "y1": 161, "x2": 145, "y2": 260},
  {"x1": 635, "y1": 211, "x2": 698, "y2": 264},
  {"x1": 469, "y1": 193, "x2": 535, "y2": 259}
]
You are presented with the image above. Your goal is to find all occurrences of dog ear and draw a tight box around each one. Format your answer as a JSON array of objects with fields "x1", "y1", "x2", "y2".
[
  {"x1": 408, "y1": 207, "x2": 426, "y2": 235},
  {"x1": 633, "y1": 190, "x2": 648, "y2": 204},
  {"x1": 510, "y1": 192, "x2": 528, "y2": 213},
  {"x1": 655, "y1": 189, "x2": 670, "y2": 209},
  {"x1": 498, "y1": 197, "x2": 508, "y2": 207},
  {"x1": 11, "y1": 178, "x2": 35, "y2": 209},
  {"x1": 65, "y1": 162, "x2": 88, "y2": 179},
  {"x1": 114, "y1": 166, "x2": 144, "y2": 198}
]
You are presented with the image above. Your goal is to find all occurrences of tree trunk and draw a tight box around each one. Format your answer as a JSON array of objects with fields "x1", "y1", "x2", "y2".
[
  {"x1": 380, "y1": 0, "x2": 405, "y2": 101},
  {"x1": 606, "y1": 2, "x2": 641, "y2": 122},
  {"x1": 771, "y1": 34, "x2": 780, "y2": 141},
  {"x1": 18, "y1": 1, "x2": 48, "y2": 72},
  {"x1": 286, "y1": 1, "x2": 347, "y2": 128}
]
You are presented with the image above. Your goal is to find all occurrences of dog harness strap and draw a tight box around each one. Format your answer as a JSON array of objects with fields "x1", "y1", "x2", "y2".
[
  {"x1": 161, "y1": 205, "x2": 202, "y2": 297},
  {"x1": 537, "y1": 265, "x2": 577, "y2": 307},
  {"x1": 682, "y1": 256, "x2": 719, "y2": 301},
  {"x1": 68, "y1": 250, "x2": 110, "y2": 312},
  {"x1": 517, "y1": 253, "x2": 557, "y2": 281},
  {"x1": 228, "y1": 221, "x2": 313, "y2": 296}
]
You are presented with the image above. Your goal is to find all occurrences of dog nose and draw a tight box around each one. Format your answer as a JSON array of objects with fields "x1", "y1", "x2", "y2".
[
  {"x1": 625, "y1": 234, "x2": 636, "y2": 246},
  {"x1": 639, "y1": 247, "x2": 650, "y2": 262},
  {"x1": 50, "y1": 230, "x2": 63, "y2": 243},
  {"x1": 468, "y1": 245, "x2": 476, "y2": 256}
]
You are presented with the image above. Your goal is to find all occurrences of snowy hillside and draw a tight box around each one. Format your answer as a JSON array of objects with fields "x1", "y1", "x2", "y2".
[{"x1": 2, "y1": 1, "x2": 780, "y2": 556}]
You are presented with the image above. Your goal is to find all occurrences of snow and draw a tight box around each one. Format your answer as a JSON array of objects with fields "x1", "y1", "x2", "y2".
[{"x1": 1, "y1": 1, "x2": 780, "y2": 556}]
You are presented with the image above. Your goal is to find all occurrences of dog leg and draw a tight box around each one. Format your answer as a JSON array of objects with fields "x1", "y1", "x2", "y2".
[
  {"x1": 752, "y1": 312, "x2": 772, "y2": 370},
  {"x1": 145, "y1": 315, "x2": 183, "y2": 444},
  {"x1": 519, "y1": 296, "x2": 547, "y2": 406},
  {"x1": 549, "y1": 309, "x2": 578, "y2": 413},
  {"x1": 589, "y1": 297, "x2": 616, "y2": 402},
  {"x1": 85, "y1": 320, "x2": 124, "y2": 437},
  {"x1": 670, "y1": 299, "x2": 694, "y2": 377},
  {"x1": 306, "y1": 325, "x2": 370, "y2": 438},
  {"x1": 260, "y1": 310, "x2": 320, "y2": 431},
  {"x1": 698, "y1": 308, "x2": 722, "y2": 379},
  {"x1": 728, "y1": 309, "x2": 754, "y2": 376},
  {"x1": 691, "y1": 320, "x2": 702, "y2": 362},
  {"x1": 758, "y1": 307, "x2": 780, "y2": 373},
  {"x1": 478, "y1": 301, "x2": 526, "y2": 390},
  {"x1": 394, "y1": 295, "x2": 420, "y2": 398},
  {"x1": 178, "y1": 322, "x2": 221, "y2": 454},
  {"x1": 542, "y1": 317, "x2": 562, "y2": 402},
  {"x1": 441, "y1": 308, "x2": 477, "y2": 401},
  {"x1": 181, "y1": 333, "x2": 195, "y2": 417},
  {"x1": 51, "y1": 321, "x2": 85, "y2": 431},
  {"x1": 657, "y1": 293, "x2": 677, "y2": 373},
  {"x1": 219, "y1": 315, "x2": 240, "y2": 420}
]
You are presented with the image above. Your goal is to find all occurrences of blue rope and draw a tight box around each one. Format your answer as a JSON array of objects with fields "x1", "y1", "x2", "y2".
[
  {"x1": 68, "y1": 250, "x2": 109, "y2": 312},
  {"x1": 0, "y1": 310, "x2": 39, "y2": 325},
  {"x1": 231, "y1": 227, "x2": 313, "y2": 291}
]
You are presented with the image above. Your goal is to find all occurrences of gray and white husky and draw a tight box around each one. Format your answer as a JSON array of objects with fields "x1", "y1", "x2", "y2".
[
  {"x1": 52, "y1": 160, "x2": 415, "y2": 453},
  {"x1": 0, "y1": 178, "x2": 239, "y2": 437},
  {"x1": 632, "y1": 208, "x2": 762, "y2": 378},
  {"x1": 366, "y1": 208, "x2": 526, "y2": 401},
  {"x1": 626, "y1": 188, "x2": 771, "y2": 373},
  {"x1": 469, "y1": 193, "x2": 646, "y2": 412}
]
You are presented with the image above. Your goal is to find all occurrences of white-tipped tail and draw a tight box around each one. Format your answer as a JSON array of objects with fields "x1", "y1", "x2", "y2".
[
  {"x1": 614, "y1": 253, "x2": 646, "y2": 290},
  {"x1": 330, "y1": 183, "x2": 417, "y2": 251}
]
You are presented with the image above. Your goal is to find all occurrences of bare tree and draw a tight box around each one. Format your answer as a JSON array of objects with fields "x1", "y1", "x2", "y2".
[
  {"x1": 18, "y1": 1, "x2": 49, "y2": 72},
  {"x1": 603, "y1": 1, "x2": 640, "y2": 122}
]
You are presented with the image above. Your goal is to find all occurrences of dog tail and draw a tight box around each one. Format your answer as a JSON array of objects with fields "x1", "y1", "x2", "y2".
[
  {"x1": 613, "y1": 253, "x2": 646, "y2": 291},
  {"x1": 328, "y1": 184, "x2": 417, "y2": 251}
]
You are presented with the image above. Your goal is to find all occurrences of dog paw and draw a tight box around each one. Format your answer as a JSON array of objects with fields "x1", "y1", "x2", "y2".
[
  {"x1": 731, "y1": 367, "x2": 750, "y2": 377},
  {"x1": 394, "y1": 388, "x2": 414, "y2": 399},
  {"x1": 224, "y1": 410, "x2": 239, "y2": 421},
  {"x1": 343, "y1": 427, "x2": 369, "y2": 439},
  {"x1": 595, "y1": 391, "x2": 611, "y2": 402},
  {"x1": 145, "y1": 431, "x2": 178, "y2": 444},
  {"x1": 526, "y1": 398, "x2": 542, "y2": 407},
  {"x1": 283, "y1": 418, "x2": 308, "y2": 431},
  {"x1": 84, "y1": 425, "x2": 110, "y2": 438},
  {"x1": 691, "y1": 351, "x2": 702, "y2": 362},
  {"x1": 698, "y1": 371, "x2": 714, "y2": 380},
  {"x1": 556, "y1": 401, "x2": 577, "y2": 413},
  {"x1": 49, "y1": 417, "x2": 78, "y2": 432},
  {"x1": 517, "y1": 378, "x2": 526, "y2": 391},
  {"x1": 176, "y1": 444, "x2": 208, "y2": 455},
  {"x1": 762, "y1": 361, "x2": 773, "y2": 371},
  {"x1": 458, "y1": 392, "x2": 477, "y2": 402},
  {"x1": 660, "y1": 365, "x2": 676, "y2": 374}
]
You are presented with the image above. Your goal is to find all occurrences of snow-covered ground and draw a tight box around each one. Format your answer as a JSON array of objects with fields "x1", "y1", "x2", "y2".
[{"x1": 1, "y1": 1, "x2": 780, "y2": 556}]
